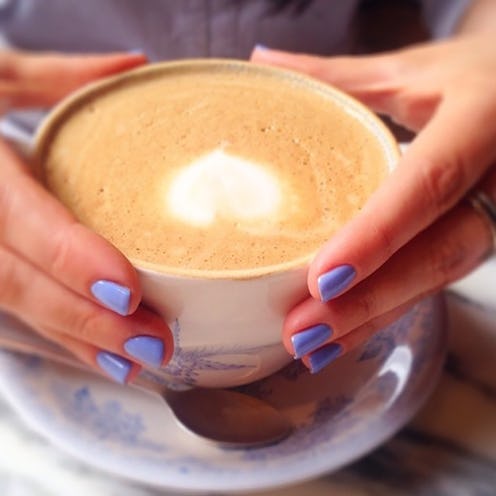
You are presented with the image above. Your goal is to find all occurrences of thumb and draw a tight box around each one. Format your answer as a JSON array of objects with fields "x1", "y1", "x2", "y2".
[
  {"x1": 0, "y1": 50, "x2": 147, "y2": 111},
  {"x1": 250, "y1": 46, "x2": 402, "y2": 116}
]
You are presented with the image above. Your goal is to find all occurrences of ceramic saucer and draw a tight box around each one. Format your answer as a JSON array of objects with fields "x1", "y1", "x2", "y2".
[{"x1": 0, "y1": 296, "x2": 445, "y2": 494}]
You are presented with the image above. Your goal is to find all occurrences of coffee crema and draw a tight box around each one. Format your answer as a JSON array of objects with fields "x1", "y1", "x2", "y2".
[{"x1": 39, "y1": 62, "x2": 392, "y2": 275}]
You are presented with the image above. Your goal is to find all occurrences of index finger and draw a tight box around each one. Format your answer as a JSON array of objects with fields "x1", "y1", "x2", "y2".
[
  {"x1": 0, "y1": 50, "x2": 147, "y2": 110},
  {"x1": 308, "y1": 92, "x2": 496, "y2": 302},
  {"x1": 0, "y1": 139, "x2": 141, "y2": 315}
]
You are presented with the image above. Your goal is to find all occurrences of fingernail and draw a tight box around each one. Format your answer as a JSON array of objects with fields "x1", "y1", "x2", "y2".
[
  {"x1": 128, "y1": 49, "x2": 145, "y2": 55},
  {"x1": 318, "y1": 265, "x2": 356, "y2": 302},
  {"x1": 96, "y1": 351, "x2": 132, "y2": 384},
  {"x1": 254, "y1": 44, "x2": 269, "y2": 51},
  {"x1": 124, "y1": 336, "x2": 165, "y2": 368},
  {"x1": 291, "y1": 324, "x2": 332, "y2": 359},
  {"x1": 308, "y1": 343, "x2": 342, "y2": 374},
  {"x1": 91, "y1": 280, "x2": 131, "y2": 316}
]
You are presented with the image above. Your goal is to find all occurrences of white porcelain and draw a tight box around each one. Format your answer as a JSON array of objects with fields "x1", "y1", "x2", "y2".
[
  {"x1": 139, "y1": 263, "x2": 309, "y2": 388},
  {"x1": 0, "y1": 295, "x2": 445, "y2": 494},
  {"x1": 34, "y1": 60, "x2": 400, "y2": 388}
]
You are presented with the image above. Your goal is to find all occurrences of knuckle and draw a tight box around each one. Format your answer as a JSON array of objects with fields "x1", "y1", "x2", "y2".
[
  {"x1": 302, "y1": 58, "x2": 327, "y2": 80},
  {"x1": 426, "y1": 239, "x2": 467, "y2": 287},
  {"x1": 354, "y1": 292, "x2": 376, "y2": 324},
  {"x1": 394, "y1": 91, "x2": 439, "y2": 129},
  {"x1": 419, "y1": 154, "x2": 467, "y2": 215},
  {"x1": 70, "y1": 308, "x2": 103, "y2": 344},
  {"x1": 393, "y1": 96, "x2": 415, "y2": 124},
  {"x1": 49, "y1": 222, "x2": 78, "y2": 274},
  {"x1": 0, "y1": 249, "x2": 21, "y2": 307},
  {"x1": 372, "y1": 222, "x2": 396, "y2": 259},
  {"x1": 377, "y1": 55, "x2": 405, "y2": 82},
  {"x1": 0, "y1": 181, "x2": 13, "y2": 240},
  {"x1": 0, "y1": 53, "x2": 18, "y2": 80},
  {"x1": 338, "y1": 290, "x2": 377, "y2": 330}
]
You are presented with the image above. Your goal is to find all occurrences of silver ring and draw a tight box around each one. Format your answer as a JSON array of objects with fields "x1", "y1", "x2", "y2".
[{"x1": 469, "y1": 190, "x2": 496, "y2": 250}]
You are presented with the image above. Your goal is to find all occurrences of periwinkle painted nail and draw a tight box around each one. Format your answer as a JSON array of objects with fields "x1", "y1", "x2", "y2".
[
  {"x1": 308, "y1": 343, "x2": 342, "y2": 374},
  {"x1": 317, "y1": 265, "x2": 356, "y2": 302},
  {"x1": 291, "y1": 324, "x2": 332, "y2": 359},
  {"x1": 91, "y1": 280, "x2": 131, "y2": 316},
  {"x1": 254, "y1": 43, "x2": 269, "y2": 51},
  {"x1": 124, "y1": 336, "x2": 165, "y2": 368},
  {"x1": 96, "y1": 351, "x2": 132, "y2": 384}
]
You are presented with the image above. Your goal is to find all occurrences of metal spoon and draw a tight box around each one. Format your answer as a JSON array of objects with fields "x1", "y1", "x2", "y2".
[{"x1": 0, "y1": 326, "x2": 292, "y2": 448}]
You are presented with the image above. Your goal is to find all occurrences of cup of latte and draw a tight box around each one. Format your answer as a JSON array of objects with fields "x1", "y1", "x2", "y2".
[{"x1": 34, "y1": 60, "x2": 399, "y2": 388}]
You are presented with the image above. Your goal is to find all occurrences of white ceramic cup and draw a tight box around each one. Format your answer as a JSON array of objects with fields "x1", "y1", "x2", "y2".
[{"x1": 35, "y1": 60, "x2": 399, "y2": 388}]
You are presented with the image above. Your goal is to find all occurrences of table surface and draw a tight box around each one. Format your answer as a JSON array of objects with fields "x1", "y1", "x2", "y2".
[{"x1": 1, "y1": 258, "x2": 495, "y2": 496}]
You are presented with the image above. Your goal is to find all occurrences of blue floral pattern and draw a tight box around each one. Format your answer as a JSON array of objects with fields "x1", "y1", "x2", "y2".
[
  {"x1": 52, "y1": 385, "x2": 166, "y2": 452},
  {"x1": 0, "y1": 296, "x2": 447, "y2": 493},
  {"x1": 160, "y1": 319, "x2": 280, "y2": 385}
]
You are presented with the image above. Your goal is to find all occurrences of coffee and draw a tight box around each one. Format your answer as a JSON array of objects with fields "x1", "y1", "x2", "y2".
[{"x1": 38, "y1": 62, "x2": 392, "y2": 275}]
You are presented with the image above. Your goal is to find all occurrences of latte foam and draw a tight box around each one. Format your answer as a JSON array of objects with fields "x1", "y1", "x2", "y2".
[
  {"x1": 39, "y1": 62, "x2": 393, "y2": 275},
  {"x1": 166, "y1": 149, "x2": 282, "y2": 228}
]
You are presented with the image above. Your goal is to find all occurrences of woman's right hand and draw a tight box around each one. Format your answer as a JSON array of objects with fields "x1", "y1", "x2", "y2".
[{"x1": 0, "y1": 50, "x2": 174, "y2": 383}]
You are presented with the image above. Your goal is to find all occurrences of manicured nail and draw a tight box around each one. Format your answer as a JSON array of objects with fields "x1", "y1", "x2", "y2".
[
  {"x1": 91, "y1": 280, "x2": 131, "y2": 316},
  {"x1": 308, "y1": 343, "x2": 342, "y2": 374},
  {"x1": 96, "y1": 351, "x2": 132, "y2": 384},
  {"x1": 254, "y1": 44, "x2": 269, "y2": 51},
  {"x1": 318, "y1": 265, "x2": 356, "y2": 302},
  {"x1": 291, "y1": 324, "x2": 332, "y2": 359},
  {"x1": 124, "y1": 336, "x2": 165, "y2": 368}
]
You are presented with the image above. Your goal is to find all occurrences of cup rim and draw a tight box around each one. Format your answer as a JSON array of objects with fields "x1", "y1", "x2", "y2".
[{"x1": 34, "y1": 58, "x2": 400, "y2": 281}]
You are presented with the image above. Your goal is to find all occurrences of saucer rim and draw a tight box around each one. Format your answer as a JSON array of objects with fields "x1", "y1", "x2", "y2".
[{"x1": 0, "y1": 298, "x2": 446, "y2": 493}]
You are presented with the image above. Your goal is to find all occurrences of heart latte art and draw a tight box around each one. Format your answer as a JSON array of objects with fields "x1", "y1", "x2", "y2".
[{"x1": 166, "y1": 149, "x2": 282, "y2": 228}]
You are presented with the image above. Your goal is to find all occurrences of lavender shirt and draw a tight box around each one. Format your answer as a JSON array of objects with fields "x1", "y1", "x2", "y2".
[
  {"x1": 0, "y1": 0, "x2": 472, "y2": 58},
  {"x1": 0, "y1": 0, "x2": 471, "y2": 142}
]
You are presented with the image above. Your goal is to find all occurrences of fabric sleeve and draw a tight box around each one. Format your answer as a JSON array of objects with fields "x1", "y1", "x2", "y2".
[{"x1": 421, "y1": 0, "x2": 473, "y2": 38}]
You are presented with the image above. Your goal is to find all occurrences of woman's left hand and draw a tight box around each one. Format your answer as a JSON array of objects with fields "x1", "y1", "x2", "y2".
[{"x1": 251, "y1": 35, "x2": 496, "y2": 373}]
